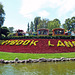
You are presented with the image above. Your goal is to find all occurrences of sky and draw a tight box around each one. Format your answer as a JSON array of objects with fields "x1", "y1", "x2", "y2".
[{"x1": 0, "y1": 0, "x2": 75, "y2": 32}]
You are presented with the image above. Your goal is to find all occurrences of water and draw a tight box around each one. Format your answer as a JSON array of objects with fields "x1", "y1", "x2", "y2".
[{"x1": 0, "y1": 61, "x2": 75, "y2": 75}]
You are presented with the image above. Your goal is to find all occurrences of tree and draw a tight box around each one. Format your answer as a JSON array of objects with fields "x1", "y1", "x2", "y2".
[
  {"x1": 65, "y1": 18, "x2": 71, "y2": 30},
  {"x1": 27, "y1": 23, "x2": 29, "y2": 32},
  {"x1": 63, "y1": 18, "x2": 71, "y2": 31},
  {"x1": 1, "y1": 26, "x2": 9, "y2": 37},
  {"x1": 53, "y1": 18, "x2": 61, "y2": 24},
  {"x1": 8, "y1": 27, "x2": 14, "y2": 33},
  {"x1": 63, "y1": 16, "x2": 75, "y2": 31},
  {"x1": 30, "y1": 21, "x2": 34, "y2": 32},
  {"x1": 71, "y1": 17, "x2": 75, "y2": 31},
  {"x1": 34, "y1": 17, "x2": 41, "y2": 32},
  {"x1": 63, "y1": 24, "x2": 67, "y2": 31},
  {"x1": 30, "y1": 17, "x2": 61, "y2": 32},
  {"x1": 47, "y1": 19, "x2": 61, "y2": 32},
  {"x1": 37, "y1": 19, "x2": 48, "y2": 29},
  {"x1": 0, "y1": 3, "x2": 5, "y2": 37}
]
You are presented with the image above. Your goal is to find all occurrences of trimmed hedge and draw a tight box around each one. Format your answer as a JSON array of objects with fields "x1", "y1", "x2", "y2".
[{"x1": 0, "y1": 35, "x2": 75, "y2": 40}]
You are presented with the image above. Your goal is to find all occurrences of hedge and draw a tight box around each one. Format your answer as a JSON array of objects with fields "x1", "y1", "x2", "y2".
[{"x1": 0, "y1": 35, "x2": 75, "y2": 40}]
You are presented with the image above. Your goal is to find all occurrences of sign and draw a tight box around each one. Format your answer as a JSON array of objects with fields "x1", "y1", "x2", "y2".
[{"x1": 0, "y1": 39, "x2": 75, "y2": 53}]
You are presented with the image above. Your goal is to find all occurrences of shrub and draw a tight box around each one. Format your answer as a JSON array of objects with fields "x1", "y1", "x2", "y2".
[{"x1": 0, "y1": 35, "x2": 75, "y2": 40}]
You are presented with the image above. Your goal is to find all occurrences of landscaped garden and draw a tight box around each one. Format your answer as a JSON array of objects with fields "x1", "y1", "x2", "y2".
[{"x1": 0, "y1": 36, "x2": 75, "y2": 60}]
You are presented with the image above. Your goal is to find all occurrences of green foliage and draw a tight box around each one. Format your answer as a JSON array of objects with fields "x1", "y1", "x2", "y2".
[
  {"x1": 30, "y1": 21, "x2": 34, "y2": 32},
  {"x1": 29, "y1": 17, "x2": 61, "y2": 33},
  {"x1": 1, "y1": 34, "x2": 5, "y2": 37},
  {"x1": 27, "y1": 23, "x2": 30, "y2": 32},
  {"x1": 7, "y1": 33, "x2": 15, "y2": 37},
  {"x1": 1, "y1": 26, "x2": 10, "y2": 37},
  {"x1": 63, "y1": 16, "x2": 75, "y2": 31},
  {"x1": 28, "y1": 16, "x2": 75, "y2": 35},
  {"x1": 34, "y1": 17, "x2": 41, "y2": 32},
  {"x1": 0, "y1": 35, "x2": 75, "y2": 40},
  {"x1": 8, "y1": 27, "x2": 14, "y2": 33},
  {"x1": 37, "y1": 19, "x2": 48, "y2": 29},
  {"x1": 32, "y1": 32, "x2": 37, "y2": 36},
  {"x1": 47, "y1": 19, "x2": 61, "y2": 32},
  {"x1": 0, "y1": 3, "x2": 5, "y2": 37},
  {"x1": 0, "y1": 3, "x2": 5, "y2": 26}
]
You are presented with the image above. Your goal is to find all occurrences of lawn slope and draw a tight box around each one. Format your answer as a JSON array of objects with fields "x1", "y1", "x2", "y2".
[{"x1": 0, "y1": 52, "x2": 75, "y2": 60}]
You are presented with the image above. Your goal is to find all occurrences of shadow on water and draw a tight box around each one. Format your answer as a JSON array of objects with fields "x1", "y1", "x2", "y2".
[{"x1": 0, "y1": 61, "x2": 75, "y2": 75}]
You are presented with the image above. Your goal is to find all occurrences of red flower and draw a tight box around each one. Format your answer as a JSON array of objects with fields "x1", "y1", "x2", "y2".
[{"x1": 0, "y1": 39, "x2": 75, "y2": 53}]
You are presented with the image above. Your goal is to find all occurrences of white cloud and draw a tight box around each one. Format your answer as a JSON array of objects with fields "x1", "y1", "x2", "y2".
[
  {"x1": 48, "y1": 0, "x2": 62, "y2": 8},
  {"x1": 20, "y1": 0, "x2": 75, "y2": 21},
  {"x1": 38, "y1": 10, "x2": 50, "y2": 18},
  {"x1": 20, "y1": 0, "x2": 47, "y2": 18},
  {"x1": 20, "y1": 0, "x2": 60, "y2": 16},
  {"x1": 57, "y1": 0, "x2": 75, "y2": 17},
  {"x1": 71, "y1": 12, "x2": 75, "y2": 17}
]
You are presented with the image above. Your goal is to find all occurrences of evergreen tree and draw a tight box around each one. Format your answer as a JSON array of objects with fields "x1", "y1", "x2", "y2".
[
  {"x1": 34, "y1": 17, "x2": 41, "y2": 32},
  {"x1": 30, "y1": 21, "x2": 34, "y2": 32},
  {"x1": 0, "y1": 3, "x2": 5, "y2": 37},
  {"x1": 27, "y1": 23, "x2": 29, "y2": 32}
]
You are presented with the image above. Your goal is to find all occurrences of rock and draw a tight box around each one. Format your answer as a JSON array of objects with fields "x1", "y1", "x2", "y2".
[
  {"x1": 21, "y1": 60, "x2": 25, "y2": 63},
  {"x1": 60, "y1": 57, "x2": 68, "y2": 61},
  {"x1": 17, "y1": 61, "x2": 21, "y2": 63},
  {"x1": 61, "y1": 58, "x2": 70, "y2": 61},
  {"x1": 69, "y1": 58, "x2": 75, "y2": 61},
  {"x1": 52, "y1": 59, "x2": 57, "y2": 62},
  {"x1": 4, "y1": 60, "x2": 9, "y2": 64},
  {"x1": 0, "y1": 59, "x2": 5, "y2": 63},
  {"x1": 26, "y1": 59, "x2": 33, "y2": 63},
  {"x1": 39, "y1": 58, "x2": 47, "y2": 62},
  {"x1": 55, "y1": 59, "x2": 61, "y2": 62},
  {"x1": 61, "y1": 59, "x2": 66, "y2": 61},
  {"x1": 61, "y1": 57, "x2": 65, "y2": 60},
  {"x1": 47, "y1": 59, "x2": 53, "y2": 62},
  {"x1": 0, "y1": 57, "x2": 75, "y2": 64},
  {"x1": 65, "y1": 58, "x2": 70, "y2": 61},
  {"x1": 15, "y1": 58, "x2": 19, "y2": 62},
  {"x1": 10, "y1": 60, "x2": 15, "y2": 63},
  {"x1": 33, "y1": 59, "x2": 39, "y2": 63}
]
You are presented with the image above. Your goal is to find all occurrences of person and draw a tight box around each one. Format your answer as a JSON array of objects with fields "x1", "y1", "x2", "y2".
[
  {"x1": 38, "y1": 31, "x2": 41, "y2": 34},
  {"x1": 71, "y1": 31, "x2": 75, "y2": 36},
  {"x1": 55, "y1": 30, "x2": 57, "y2": 34},
  {"x1": 68, "y1": 30, "x2": 71, "y2": 35}
]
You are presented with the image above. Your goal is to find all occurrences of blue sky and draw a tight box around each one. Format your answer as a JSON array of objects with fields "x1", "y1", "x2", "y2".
[{"x1": 0, "y1": 0, "x2": 75, "y2": 32}]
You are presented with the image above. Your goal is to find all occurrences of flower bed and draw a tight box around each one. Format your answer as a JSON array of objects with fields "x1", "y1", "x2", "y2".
[{"x1": 0, "y1": 39, "x2": 75, "y2": 53}]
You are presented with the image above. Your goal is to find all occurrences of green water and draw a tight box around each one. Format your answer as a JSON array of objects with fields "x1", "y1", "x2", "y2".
[{"x1": 0, "y1": 61, "x2": 75, "y2": 75}]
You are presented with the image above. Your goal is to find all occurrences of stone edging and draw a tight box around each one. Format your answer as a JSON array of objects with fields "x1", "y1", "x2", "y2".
[{"x1": 0, "y1": 57, "x2": 75, "y2": 64}]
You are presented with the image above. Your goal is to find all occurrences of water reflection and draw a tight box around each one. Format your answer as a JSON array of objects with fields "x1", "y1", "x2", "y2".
[{"x1": 0, "y1": 61, "x2": 75, "y2": 75}]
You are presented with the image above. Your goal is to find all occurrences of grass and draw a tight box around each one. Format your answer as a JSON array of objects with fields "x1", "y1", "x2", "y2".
[{"x1": 0, "y1": 52, "x2": 75, "y2": 60}]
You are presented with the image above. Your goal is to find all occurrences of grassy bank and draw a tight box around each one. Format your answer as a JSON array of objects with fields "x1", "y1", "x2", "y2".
[{"x1": 0, "y1": 52, "x2": 75, "y2": 60}]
